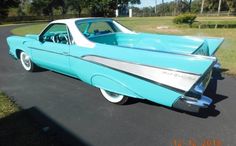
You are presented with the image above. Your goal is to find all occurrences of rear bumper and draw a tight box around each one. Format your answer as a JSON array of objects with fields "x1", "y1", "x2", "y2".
[
  {"x1": 173, "y1": 95, "x2": 212, "y2": 113},
  {"x1": 213, "y1": 60, "x2": 221, "y2": 70}
]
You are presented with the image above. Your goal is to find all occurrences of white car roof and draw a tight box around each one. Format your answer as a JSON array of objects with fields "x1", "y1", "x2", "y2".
[
  {"x1": 50, "y1": 17, "x2": 112, "y2": 25},
  {"x1": 46, "y1": 18, "x2": 133, "y2": 48}
]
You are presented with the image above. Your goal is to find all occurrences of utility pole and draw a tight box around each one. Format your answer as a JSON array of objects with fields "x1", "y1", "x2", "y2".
[
  {"x1": 155, "y1": 0, "x2": 157, "y2": 14},
  {"x1": 116, "y1": 0, "x2": 119, "y2": 17},
  {"x1": 218, "y1": 0, "x2": 222, "y2": 16},
  {"x1": 200, "y1": 0, "x2": 205, "y2": 14}
]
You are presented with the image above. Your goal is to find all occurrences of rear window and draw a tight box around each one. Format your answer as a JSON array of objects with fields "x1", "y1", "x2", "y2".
[
  {"x1": 77, "y1": 23, "x2": 88, "y2": 33},
  {"x1": 88, "y1": 22, "x2": 115, "y2": 34},
  {"x1": 76, "y1": 20, "x2": 121, "y2": 37}
]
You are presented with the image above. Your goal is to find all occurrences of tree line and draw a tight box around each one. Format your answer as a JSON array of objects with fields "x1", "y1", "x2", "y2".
[
  {"x1": 132, "y1": 0, "x2": 236, "y2": 16},
  {"x1": 0, "y1": 0, "x2": 140, "y2": 21},
  {"x1": 0, "y1": 0, "x2": 235, "y2": 22}
]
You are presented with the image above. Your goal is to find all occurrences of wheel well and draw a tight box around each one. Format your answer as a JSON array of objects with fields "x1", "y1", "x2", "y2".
[{"x1": 16, "y1": 49, "x2": 22, "y2": 59}]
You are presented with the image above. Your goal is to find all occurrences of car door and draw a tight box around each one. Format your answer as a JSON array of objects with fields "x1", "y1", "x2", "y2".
[{"x1": 29, "y1": 23, "x2": 72, "y2": 75}]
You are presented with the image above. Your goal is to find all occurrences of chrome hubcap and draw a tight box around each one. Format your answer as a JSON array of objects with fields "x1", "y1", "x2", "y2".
[
  {"x1": 20, "y1": 52, "x2": 31, "y2": 71},
  {"x1": 22, "y1": 54, "x2": 30, "y2": 67}
]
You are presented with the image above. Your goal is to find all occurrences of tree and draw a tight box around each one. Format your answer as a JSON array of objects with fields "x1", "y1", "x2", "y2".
[
  {"x1": 0, "y1": 0, "x2": 20, "y2": 22},
  {"x1": 190, "y1": 0, "x2": 202, "y2": 13},
  {"x1": 176, "y1": 0, "x2": 190, "y2": 13},
  {"x1": 226, "y1": 0, "x2": 236, "y2": 13},
  {"x1": 31, "y1": 0, "x2": 64, "y2": 19},
  {"x1": 205, "y1": 0, "x2": 222, "y2": 11},
  {"x1": 17, "y1": 0, "x2": 32, "y2": 16},
  {"x1": 201, "y1": 0, "x2": 228, "y2": 12},
  {"x1": 30, "y1": 0, "x2": 140, "y2": 17},
  {"x1": 131, "y1": 6, "x2": 142, "y2": 16},
  {"x1": 153, "y1": 1, "x2": 181, "y2": 16},
  {"x1": 189, "y1": 0, "x2": 192, "y2": 12},
  {"x1": 64, "y1": 0, "x2": 88, "y2": 16}
]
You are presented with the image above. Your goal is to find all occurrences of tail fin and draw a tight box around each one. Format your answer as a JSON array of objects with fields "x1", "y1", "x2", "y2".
[{"x1": 205, "y1": 37, "x2": 224, "y2": 56}]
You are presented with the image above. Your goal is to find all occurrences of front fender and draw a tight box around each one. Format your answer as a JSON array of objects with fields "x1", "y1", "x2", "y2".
[{"x1": 7, "y1": 36, "x2": 33, "y2": 59}]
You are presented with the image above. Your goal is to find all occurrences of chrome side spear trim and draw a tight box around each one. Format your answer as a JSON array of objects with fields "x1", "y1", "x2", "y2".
[{"x1": 82, "y1": 55, "x2": 201, "y2": 92}]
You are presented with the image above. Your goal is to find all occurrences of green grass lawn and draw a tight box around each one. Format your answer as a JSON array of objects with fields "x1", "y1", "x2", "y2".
[
  {"x1": 0, "y1": 92, "x2": 19, "y2": 118},
  {"x1": 11, "y1": 16, "x2": 236, "y2": 75}
]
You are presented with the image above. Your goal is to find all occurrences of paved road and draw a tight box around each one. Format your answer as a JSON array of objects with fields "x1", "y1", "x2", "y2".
[{"x1": 0, "y1": 25, "x2": 236, "y2": 146}]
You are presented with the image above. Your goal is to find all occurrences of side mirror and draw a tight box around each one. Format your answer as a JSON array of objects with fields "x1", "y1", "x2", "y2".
[{"x1": 39, "y1": 35, "x2": 44, "y2": 43}]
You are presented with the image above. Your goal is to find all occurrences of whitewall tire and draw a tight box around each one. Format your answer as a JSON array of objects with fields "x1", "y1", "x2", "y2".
[
  {"x1": 100, "y1": 89, "x2": 128, "y2": 105},
  {"x1": 20, "y1": 51, "x2": 35, "y2": 72}
]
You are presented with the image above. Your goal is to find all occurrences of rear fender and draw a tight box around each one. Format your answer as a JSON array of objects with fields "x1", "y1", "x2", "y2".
[{"x1": 90, "y1": 74, "x2": 142, "y2": 99}]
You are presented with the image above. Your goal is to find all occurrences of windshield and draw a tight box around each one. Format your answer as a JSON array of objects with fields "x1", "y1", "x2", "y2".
[{"x1": 75, "y1": 20, "x2": 121, "y2": 38}]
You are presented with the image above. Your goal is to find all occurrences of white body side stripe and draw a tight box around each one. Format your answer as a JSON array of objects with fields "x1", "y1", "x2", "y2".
[{"x1": 83, "y1": 56, "x2": 201, "y2": 92}]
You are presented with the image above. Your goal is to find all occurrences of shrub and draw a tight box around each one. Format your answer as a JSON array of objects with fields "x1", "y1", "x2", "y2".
[{"x1": 173, "y1": 13, "x2": 197, "y2": 25}]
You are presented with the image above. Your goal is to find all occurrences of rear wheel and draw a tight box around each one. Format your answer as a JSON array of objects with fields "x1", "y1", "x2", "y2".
[
  {"x1": 20, "y1": 51, "x2": 36, "y2": 72},
  {"x1": 100, "y1": 89, "x2": 128, "y2": 105}
]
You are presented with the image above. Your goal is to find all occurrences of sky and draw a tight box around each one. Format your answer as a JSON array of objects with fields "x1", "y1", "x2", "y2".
[{"x1": 133, "y1": 0, "x2": 173, "y2": 8}]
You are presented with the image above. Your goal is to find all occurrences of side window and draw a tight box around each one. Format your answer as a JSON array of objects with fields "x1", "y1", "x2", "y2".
[{"x1": 41, "y1": 24, "x2": 70, "y2": 45}]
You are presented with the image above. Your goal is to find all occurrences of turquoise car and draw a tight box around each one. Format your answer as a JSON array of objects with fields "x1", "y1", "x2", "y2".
[{"x1": 7, "y1": 18, "x2": 224, "y2": 112}]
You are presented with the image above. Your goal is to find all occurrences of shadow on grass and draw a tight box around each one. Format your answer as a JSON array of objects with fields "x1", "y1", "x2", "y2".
[
  {"x1": 126, "y1": 69, "x2": 229, "y2": 118},
  {"x1": 0, "y1": 107, "x2": 91, "y2": 146}
]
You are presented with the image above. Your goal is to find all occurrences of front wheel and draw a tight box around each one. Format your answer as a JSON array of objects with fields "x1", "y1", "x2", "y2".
[
  {"x1": 100, "y1": 89, "x2": 128, "y2": 105},
  {"x1": 20, "y1": 51, "x2": 36, "y2": 72}
]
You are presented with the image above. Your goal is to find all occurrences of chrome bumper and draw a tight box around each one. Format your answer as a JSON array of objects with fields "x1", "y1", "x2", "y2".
[
  {"x1": 213, "y1": 57, "x2": 221, "y2": 70},
  {"x1": 214, "y1": 61, "x2": 221, "y2": 70},
  {"x1": 173, "y1": 95, "x2": 212, "y2": 113}
]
